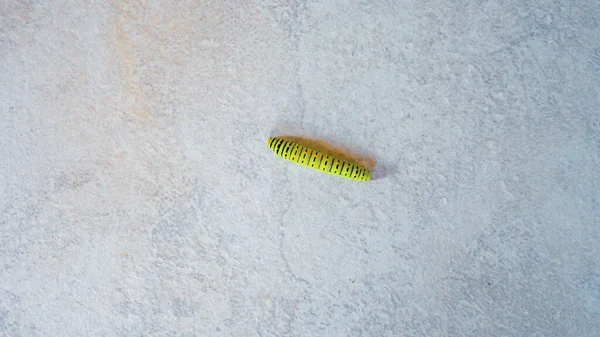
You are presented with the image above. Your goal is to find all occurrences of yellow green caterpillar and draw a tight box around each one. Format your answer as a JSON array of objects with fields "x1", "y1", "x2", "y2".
[{"x1": 267, "y1": 137, "x2": 372, "y2": 181}]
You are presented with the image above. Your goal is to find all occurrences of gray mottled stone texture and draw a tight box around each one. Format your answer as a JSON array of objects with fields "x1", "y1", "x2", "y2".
[{"x1": 1, "y1": 0, "x2": 599, "y2": 336}]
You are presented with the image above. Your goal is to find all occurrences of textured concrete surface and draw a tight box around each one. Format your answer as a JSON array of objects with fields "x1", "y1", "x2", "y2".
[{"x1": 1, "y1": 1, "x2": 599, "y2": 336}]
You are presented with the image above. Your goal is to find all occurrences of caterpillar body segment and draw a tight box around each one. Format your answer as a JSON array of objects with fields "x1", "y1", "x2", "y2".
[{"x1": 267, "y1": 137, "x2": 371, "y2": 181}]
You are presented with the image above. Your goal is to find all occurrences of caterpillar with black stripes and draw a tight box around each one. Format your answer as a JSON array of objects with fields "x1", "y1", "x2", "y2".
[{"x1": 267, "y1": 137, "x2": 372, "y2": 181}]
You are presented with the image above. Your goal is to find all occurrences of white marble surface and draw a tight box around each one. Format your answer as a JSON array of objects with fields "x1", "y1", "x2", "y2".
[{"x1": 1, "y1": 1, "x2": 599, "y2": 336}]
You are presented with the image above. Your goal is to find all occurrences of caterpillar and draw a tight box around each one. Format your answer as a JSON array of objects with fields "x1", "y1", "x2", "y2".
[{"x1": 267, "y1": 137, "x2": 372, "y2": 181}]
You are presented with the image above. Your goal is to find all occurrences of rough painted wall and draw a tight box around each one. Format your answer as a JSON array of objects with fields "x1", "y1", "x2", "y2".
[{"x1": 1, "y1": 1, "x2": 599, "y2": 336}]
